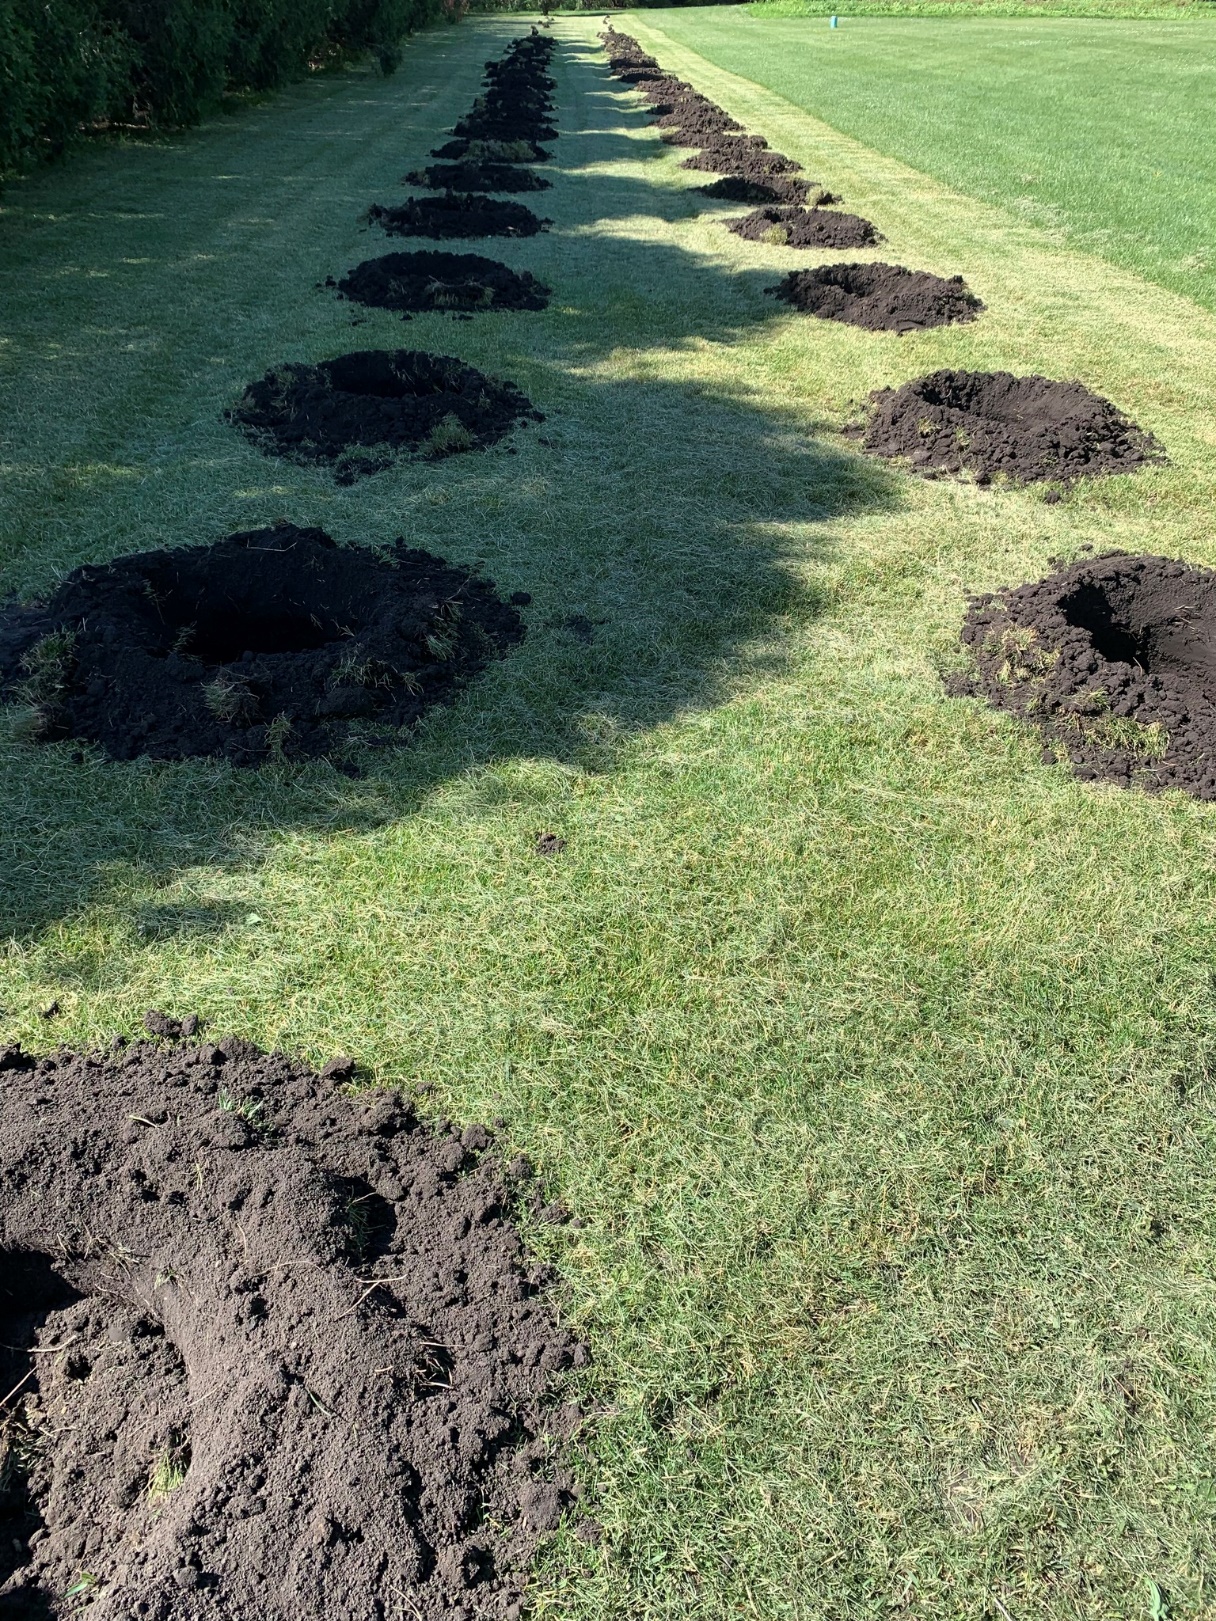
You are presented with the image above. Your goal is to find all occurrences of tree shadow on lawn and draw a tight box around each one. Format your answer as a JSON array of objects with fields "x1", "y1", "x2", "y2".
[{"x1": 0, "y1": 368, "x2": 899, "y2": 946}]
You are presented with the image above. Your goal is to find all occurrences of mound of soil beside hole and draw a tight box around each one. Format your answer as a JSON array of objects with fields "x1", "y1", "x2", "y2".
[
  {"x1": 682, "y1": 140, "x2": 802, "y2": 178},
  {"x1": 0, "y1": 1022, "x2": 586, "y2": 1618},
  {"x1": 698, "y1": 174, "x2": 816, "y2": 206},
  {"x1": 228, "y1": 349, "x2": 541, "y2": 480},
  {"x1": 861, "y1": 369, "x2": 1165, "y2": 483},
  {"x1": 0, "y1": 525, "x2": 526, "y2": 764},
  {"x1": 655, "y1": 107, "x2": 742, "y2": 141},
  {"x1": 405, "y1": 163, "x2": 550, "y2": 194},
  {"x1": 430, "y1": 139, "x2": 550, "y2": 162},
  {"x1": 728, "y1": 205, "x2": 882, "y2": 249},
  {"x1": 333, "y1": 253, "x2": 550, "y2": 320},
  {"x1": 768, "y1": 262, "x2": 982, "y2": 332},
  {"x1": 368, "y1": 195, "x2": 549, "y2": 240},
  {"x1": 953, "y1": 552, "x2": 1216, "y2": 798},
  {"x1": 452, "y1": 111, "x2": 557, "y2": 143}
]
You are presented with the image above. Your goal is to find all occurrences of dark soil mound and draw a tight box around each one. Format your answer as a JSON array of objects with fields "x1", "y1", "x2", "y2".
[
  {"x1": 954, "y1": 552, "x2": 1216, "y2": 798},
  {"x1": 0, "y1": 1022, "x2": 584, "y2": 1617},
  {"x1": 0, "y1": 525, "x2": 525, "y2": 764},
  {"x1": 368, "y1": 194, "x2": 549, "y2": 240},
  {"x1": 681, "y1": 139, "x2": 802, "y2": 178},
  {"x1": 228, "y1": 349, "x2": 541, "y2": 479},
  {"x1": 405, "y1": 162, "x2": 550, "y2": 194},
  {"x1": 430, "y1": 138, "x2": 550, "y2": 162},
  {"x1": 655, "y1": 106, "x2": 742, "y2": 141},
  {"x1": 863, "y1": 369, "x2": 1165, "y2": 483},
  {"x1": 698, "y1": 174, "x2": 814, "y2": 206},
  {"x1": 334, "y1": 252, "x2": 550, "y2": 319},
  {"x1": 768, "y1": 262, "x2": 982, "y2": 332},
  {"x1": 728, "y1": 204, "x2": 882, "y2": 249}
]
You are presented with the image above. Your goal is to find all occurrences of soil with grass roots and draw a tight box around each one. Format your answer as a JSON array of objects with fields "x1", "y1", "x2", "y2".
[
  {"x1": 953, "y1": 552, "x2": 1216, "y2": 798},
  {"x1": 0, "y1": 1020, "x2": 585, "y2": 1619},
  {"x1": 729, "y1": 206, "x2": 882, "y2": 249},
  {"x1": 0, "y1": 525, "x2": 526, "y2": 765}
]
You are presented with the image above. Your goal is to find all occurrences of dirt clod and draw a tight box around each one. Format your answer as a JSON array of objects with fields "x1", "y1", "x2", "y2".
[
  {"x1": 0, "y1": 525, "x2": 524, "y2": 764},
  {"x1": 335, "y1": 253, "x2": 550, "y2": 320},
  {"x1": 768, "y1": 262, "x2": 982, "y2": 332},
  {"x1": 954, "y1": 552, "x2": 1216, "y2": 798},
  {"x1": 728, "y1": 205, "x2": 882, "y2": 249},
  {"x1": 368, "y1": 195, "x2": 550, "y2": 240},
  {"x1": 862, "y1": 369, "x2": 1165, "y2": 482},
  {"x1": 0, "y1": 1027, "x2": 581, "y2": 1618},
  {"x1": 228, "y1": 348, "x2": 541, "y2": 478}
]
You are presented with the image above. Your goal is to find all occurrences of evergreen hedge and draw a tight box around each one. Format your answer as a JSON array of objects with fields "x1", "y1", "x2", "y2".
[{"x1": 0, "y1": 0, "x2": 450, "y2": 181}]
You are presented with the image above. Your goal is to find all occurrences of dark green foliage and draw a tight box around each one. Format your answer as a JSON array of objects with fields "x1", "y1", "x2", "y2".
[{"x1": 0, "y1": 0, "x2": 447, "y2": 179}]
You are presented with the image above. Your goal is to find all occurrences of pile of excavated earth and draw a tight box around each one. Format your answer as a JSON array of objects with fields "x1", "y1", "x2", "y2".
[{"x1": 600, "y1": 26, "x2": 1177, "y2": 800}]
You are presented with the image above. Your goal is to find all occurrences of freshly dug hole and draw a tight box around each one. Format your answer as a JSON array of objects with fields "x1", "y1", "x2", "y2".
[
  {"x1": 863, "y1": 369, "x2": 1165, "y2": 482},
  {"x1": 0, "y1": 525, "x2": 525, "y2": 764},
  {"x1": 954, "y1": 552, "x2": 1216, "y2": 798},
  {"x1": 768, "y1": 262, "x2": 982, "y2": 332},
  {"x1": 368, "y1": 195, "x2": 549, "y2": 240},
  {"x1": 728, "y1": 205, "x2": 882, "y2": 249},
  {"x1": 405, "y1": 163, "x2": 550, "y2": 194},
  {"x1": 0, "y1": 1024, "x2": 584, "y2": 1619},
  {"x1": 334, "y1": 253, "x2": 550, "y2": 319},
  {"x1": 228, "y1": 349, "x2": 541, "y2": 479}
]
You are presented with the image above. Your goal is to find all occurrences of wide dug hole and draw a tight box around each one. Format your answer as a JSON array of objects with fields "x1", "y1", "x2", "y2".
[
  {"x1": 768, "y1": 262, "x2": 982, "y2": 332},
  {"x1": 729, "y1": 205, "x2": 882, "y2": 250},
  {"x1": 405, "y1": 162, "x2": 550, "y2": 194},
  {"x1": 0, "y1": 525, "x2": 526, "y2": 764},
  {"x1": 863, "y1": 369, "x2": 1165, "y2": 482},
  {"x1": 0, "y1": 1025, "x2": 585, "y2": 1618},
  {"x1": 368, "y1": 195, "x2": 549, "y2": 240},
  {"x1": 334, "y1": 253, "x2": 550, "y2": 319},
  {"x1": 954, "y1": 553, "x2": 1216, "y2": 797},
  {"x1": 228, "y1": 348, "x2": 541, "y2": 479}
]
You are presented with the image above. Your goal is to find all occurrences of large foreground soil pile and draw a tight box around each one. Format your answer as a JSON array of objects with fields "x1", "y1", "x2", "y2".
[
  {"x1": 954, "y1": 552, "x2": 1216, "y2": 798},
  {"x1": 368, "y1": 195, "x2": 549, "y2": 240},
  {"x1": 768, "y1": 262, "x2": 982, "y2": 332},
  {"x1": 862, "y1": 369, "x2": 1165, "y2": 482},
  {"x1": 229, "y1": 349, "x2": 541, "y2": 479},
  {"x1": 0, "y1": 525, "x2": 525, "y2": 764},
  {"x1": 0, "y1": 1022, "x2": 585, "y2": 1618},
  {"x1": 334, "y1": 253, "x2": 550, "y2": 319},
  {"x1": 405, "y1": 162, "x2": 550, "y2": 194},
  {"x1": 728, "y1": 205, "x2": 881, "y2": 249}
]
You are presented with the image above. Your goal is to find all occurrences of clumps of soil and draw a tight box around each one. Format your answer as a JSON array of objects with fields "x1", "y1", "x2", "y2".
[
  {"x1": 334, "y1": 253, "x2": 550, "y2": 320},
  {"x1": 861, "y1": 369, "x2": 1165, "y2": 483},
  {"x1": 0, "y1": 525, "x2": 525, "y2": 764},
  {"x1": 405, "y1": 162, "x2": 550, "y2": 194},
  {"x1": 768, "y1": 262, "x2": 983, "y2": 333},
  {"x1": 681, "y1": 138, "x2": 803, "y2": 178},
  {"x1": 698, "y1": 174, "x2": 816, "y2": 206},
  {"x1": 728, "y1": 204, "x2": 882, "y2": 250},
  {"x1": 368, "y1": 195, "x2": 549, "y2": 240},
  {"x1": 953, "y1": 552, "x2": 1216, "y2": 798},
  {"x1": 431, "y1": 138, "x2": 550, "y2": 163},
  {"x1": 450, "y1": 31, "x2": 558, "y2": 145},
  {"x1": 0, "y1": 1023, "x2": 587, "y2": 1617},
  {"x1": 656, "y1": 107, "x2": 742, "y2": 142},
  {"x1": 228, "y1": 349, "x2": 541, "y2": 479}
]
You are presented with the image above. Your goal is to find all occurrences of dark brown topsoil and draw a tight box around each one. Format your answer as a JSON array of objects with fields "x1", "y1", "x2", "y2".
[
  {"x1": 228, "y1": 349, "x2": 541, "y2": 481},
  {"x1": 333, "y1": 253, "x2": 550, "y2": 320},
  {"x1": 404, "y1": 163, "x2": 551, "y2": 194},
  {"x1": 953, "y1": 552, "x2": 1216, "y2": 798},
  {"x1": 0, "y1": 525, "x2": 526, "y2": 765},
  {"x1": 681, "y1": 139, "x2": 803, "y2": 178},
  {"x1": 728, "y1": 204, "x2": 882, "y2": 249},
  {"x1": 768, "y1": 262, "x2": 983, "y2": 333},
  {"x1": 655, "y1": 106, "x2": 742, "y2": 141},
  {"x1": 698, "y1": 174, "x2": 814, "y2": 206},
  {"x1": 862, "y1": 369, "x2": 1166, "y2": 483},
  {"x1": 368, "y1": 195, "x2": 549, "y2": 241},
  {"x1": 430, "y1": 139, "x2": 551, "y2": 162},
  {"x1": 0, "y1": 1022, "x2": 586, "y2": 1619}
]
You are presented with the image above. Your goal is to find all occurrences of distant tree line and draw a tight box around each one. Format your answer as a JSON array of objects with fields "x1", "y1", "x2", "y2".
[{"x1": 0, "y1": 0, "x2": 458, "y2": 180}]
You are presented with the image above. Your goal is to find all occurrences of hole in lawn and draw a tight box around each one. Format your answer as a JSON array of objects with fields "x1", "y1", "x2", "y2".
[
  {"x1": 367, "y1": 194, "x2": 550, "y2": 240},
  {"x1": 862, "y1": 369, "x2": 1166, "y2": 483},
  {"x1": 0, "y1": 1026, "x2": 585, "y2": 1618},
  {"x1": 768, "y1": 262, "x2": 983, "y2": 332},
  {"x1": 0, "y1": 524, "x2": 526, "y2": 764},
  {"x1": 955, "y1": 553, "x2": 1216, "y2": 799},
  {"x1": 334, "y1": 251, "x2": 550, "y2": 320},
  {"x1": 227, "y1": 349, "x2": 542, "y2": 479}
]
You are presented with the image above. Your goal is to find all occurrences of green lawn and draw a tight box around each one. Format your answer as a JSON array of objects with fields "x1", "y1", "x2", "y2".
[
  {"x1": 4, "y1": 11, "x2": 1216, "y2": 1618},
  {"x1": 644, "y1": 6, "x2": 1216, "y2": 312}
]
